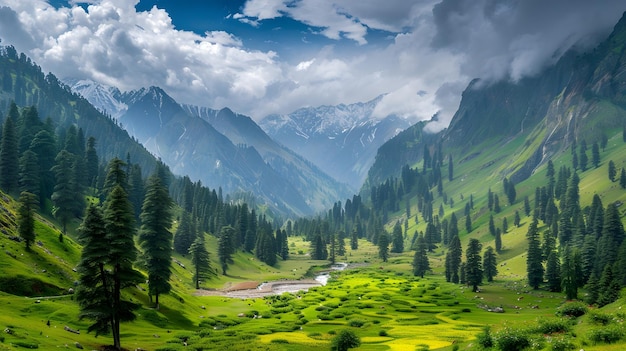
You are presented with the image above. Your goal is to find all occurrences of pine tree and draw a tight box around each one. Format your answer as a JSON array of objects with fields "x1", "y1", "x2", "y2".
[
  {"x1": 75, "y1": 205, "x2": 113, "y2": 338},
  {"x1": 102, "y1": 158, "x2": 128, "y2": 199},
  {"x1": 597, "y1": 265, "x2": 621, "y2": 307},
  {"x1": 448, "y1": 234, "x2": 462, "y2": 283},
  {"x1": 51, "y1": 150, "x2": 78, "y2": 233},
  {"x1": 584, "y1": 272, "x2": 599, "y2": 305},
  {"x1": 483, "y1": 246, "x2": 498, "y2": 282},
  {"x1": 494, "y1": 194, "x2": 501, "y2": 213},
  {"x1": 579, "y1": 146, "x2": 588, "y2": 171},
  {"x1": 465, "y1": 213, "x2": 472, "y2": 233},
  {"x1": 0, "y1": 111, "x2": 18, "y2": 193},
  {"x1": 608, "y1": 160, "x2": 617, "y2": 181},
  {"x1": 30, "y1": 129, "x2": 56, "y2": 206},
  {"x1": 514, "y1": 210, "x2": 521, "y2": 227},
  {"x1": 545, "y1": 251, "x2": 561, "y2": 292},
  {"x1": 592, "y1": 142, "x2": 600, "y2": 168},
  {"x1": 103, "y1": 184, "x2": 143, "y2": 350},
  {"x1": 391, "y1": 221, "x2": 404, "y2": 253},
  {"x1": 328, "y1": 233, "x2": 337, "y2": 264},
  {"x1": 138, "y1": 172, "x2": 173, "y2": 310},
  {"x1": 85, "y1": 137, "x2": 99, "y2": 187},
  {"x1": 412, "y1": 235, "x2": 430, "y2": 277},
  {"x1": 128, "y1": 164, "x2": 144, "y2": 221},
  {"x1": 17, "y1": 191, "x2": 38, "y2": 250},
  {"x1": 378, "y1": 232, "x2": 389, "y2": 262},
  {"x1": 281, "y1": 229, "x2": 290, "y2": 260},
  {"x1": 255, "y1": 229, "x2": 277, "y2": 266},
  {"x1": 350, "y1": 227, "x2": 358, "y2": 250},
  {"x1": 526, "y1": 216, "x2": 544, "y2": 289},
  {"x1": 466, "y1": 239, "x2": 483, "y2": 292},
  {"x1": 189, "y1": 234, "x2": 215, "y2": 289},
  {"x1": 174, "y1": 211, "x2": 195, "y2": 255},
  {"x1": 218, "y1": 226, "x2": 235, "y2": 275},
  {"x1": 561, "y1": 246, "x2": 578, "y2": 300},
  {"x1": 18, "y1": 150, "x2": 39, "y2": 196},
  {"x1": 495, "y1": 229, "x2": 502, "y2": 253},
  {"x1": 620, "y1": 168, "x2": 626, "y2": 189}
]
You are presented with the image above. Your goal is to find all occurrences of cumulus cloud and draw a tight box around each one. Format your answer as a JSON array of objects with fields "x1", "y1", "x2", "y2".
[{"x1": 0, "y1": 0, "x2": 623, "y2": 132}]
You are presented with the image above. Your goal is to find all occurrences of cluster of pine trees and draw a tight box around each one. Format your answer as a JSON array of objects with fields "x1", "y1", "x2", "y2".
[{"x1": 524, "y1": 156, "x2": 626, "y2": 306}]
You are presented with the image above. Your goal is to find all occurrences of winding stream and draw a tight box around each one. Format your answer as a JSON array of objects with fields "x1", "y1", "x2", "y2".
[{"x1": 221, "y1": 263, "x2": 348, "y2": 298}]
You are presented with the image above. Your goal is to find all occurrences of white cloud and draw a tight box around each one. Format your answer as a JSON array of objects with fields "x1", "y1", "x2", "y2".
[{"x1": 0, "y1": 0, "x2": 623, "y2": 134}]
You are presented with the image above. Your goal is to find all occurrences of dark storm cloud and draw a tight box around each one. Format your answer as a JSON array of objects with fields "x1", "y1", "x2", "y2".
[{"x1": 431, "y1": 0, "x2": 626, "y2": 81}]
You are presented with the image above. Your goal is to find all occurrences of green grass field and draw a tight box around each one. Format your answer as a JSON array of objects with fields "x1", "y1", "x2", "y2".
[{"x1": 2, "y1": 129, "x2": 626, "y2": 350}]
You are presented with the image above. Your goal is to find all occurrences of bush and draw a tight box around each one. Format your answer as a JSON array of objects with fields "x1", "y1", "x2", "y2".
[
  {"x1": 331, "y1": 329, "x2": 361, "y2": 351},
  {"x1": 588, "y1": 311, "x2": 613, "y2": 325},
  {"x1": 555, "y1": 301, "x2": 587, "y2": 318},
  {"x1": 348, "y1": 319, "x2": 365, "y2": 327},
  {"x1": 493, "y1": 327, "x2": 530, "y2": 351},
  {"x1": 587, "y1": 325, "x2": 624, "y2": 344},
  {"x1": 270, "y1": 339, "x2": 289, "y2": 344},
  {"x1": 476, "y1": 326, "x2": 493, "y2": 349},
  {"x1": 548, "y1": 336, "x2": 576, "y2": 351},
  {"x1": 378, "y1": 330, "x2": 388, "y2": 337},
  {"x1": 534, "y1": 318, "x2": 571, "y2": 334}
]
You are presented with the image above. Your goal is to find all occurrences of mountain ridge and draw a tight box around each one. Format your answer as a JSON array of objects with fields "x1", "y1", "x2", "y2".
[{"x1": 259, "y1": 95, "x2": 413, "y2": 190}]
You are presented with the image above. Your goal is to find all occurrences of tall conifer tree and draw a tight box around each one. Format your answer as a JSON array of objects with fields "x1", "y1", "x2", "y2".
[{"x1": 138, "y1": 171, "x2": 173, "y2": 310}]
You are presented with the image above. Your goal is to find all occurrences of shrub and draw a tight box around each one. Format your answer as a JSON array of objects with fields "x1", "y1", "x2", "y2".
[
  {"x1": 493, "y1": 327, "x2": 530, "y2": 351},
  {"x1": 555, "y1": 301, "x2": 587, "y2": 318},
  {"x1": 588, "y1": 311, "x2": 613, "y2": 325},
  {"x1": 548, "y1": 336, "x2": 576, "y2": 351},
  {"x1": 348, "y1": 319, "x2": 365, "y2": 327},
  {"x1": 331, "y1": 329, "x2": 361, "y2": 351},
  {"x1": 317, "y1": 313, "x2": 332, "y2": 320},
  {"x1": 378, "y1": 330, "x2": 388, "y2": 337},
  {"x1": 476, "y1": 326, "x2": 493, "y2": 349},
  {"x1": 534, "y1": 318, "x2": 571, "y2": 334},
  {"x1": 587, "y1": 325, "x2": 624, "y2": 344}
]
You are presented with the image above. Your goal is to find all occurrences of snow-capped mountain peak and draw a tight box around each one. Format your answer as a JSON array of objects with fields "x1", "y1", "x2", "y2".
[{"x1": 63, "y1": 78, "x2": 128, "y2": 119}]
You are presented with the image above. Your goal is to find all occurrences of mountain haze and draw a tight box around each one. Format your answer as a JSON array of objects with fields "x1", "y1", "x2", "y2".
[
  {"x1": 66, "y1": 79, "x2": 351, "y2": 215},
  {"x1": 260, "y1": 96, "x2": 413, "y2": 190}
]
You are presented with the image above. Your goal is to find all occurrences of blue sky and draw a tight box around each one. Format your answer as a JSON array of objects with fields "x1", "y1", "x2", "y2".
[{"x1": 0, "y1": 0, "x2": 624, "y2": 127}]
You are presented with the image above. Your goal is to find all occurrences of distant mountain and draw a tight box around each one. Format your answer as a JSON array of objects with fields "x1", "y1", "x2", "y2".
[
  {"x1": 63, "y1": 78, "x2": 127, "y2": 118},
  {"x1": 181, "y1": 105, "x2": 351, "y2": 213},
  {"x1": 366, "y1": 11, "x2": 626, "y2": 187},
  {"x1": 65, "y1": 79, "x2": 350, "y2": 215},
  {"x1": 259, "y1": 96, "x2": 413, "y2": 191}
]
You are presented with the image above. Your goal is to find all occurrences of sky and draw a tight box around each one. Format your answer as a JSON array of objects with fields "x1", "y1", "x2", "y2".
[{"x1": 0, "y1": 0, "x2": 624, "y2": 130}]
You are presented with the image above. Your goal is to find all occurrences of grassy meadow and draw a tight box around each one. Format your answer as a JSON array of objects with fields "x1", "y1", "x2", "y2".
[{"x1": 1, "y1": 130, "x2": 626, "y2": 350}]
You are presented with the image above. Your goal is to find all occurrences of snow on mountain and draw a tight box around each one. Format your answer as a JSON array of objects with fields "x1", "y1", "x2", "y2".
[
  {"x1": 259, "y1": 95, "x2": 413, "y2": 190},
  {"x1": 63, "y1": 78, "x2": 127, "y2": 119}
]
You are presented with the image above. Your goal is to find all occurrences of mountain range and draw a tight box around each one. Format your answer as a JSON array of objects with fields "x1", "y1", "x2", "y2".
[
  {"x1": 259, "y1": 97, "x2": 413, "y2": 189},
  {"x1": 65, "y1": 79, "x2": 412, "y2": 215}
]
